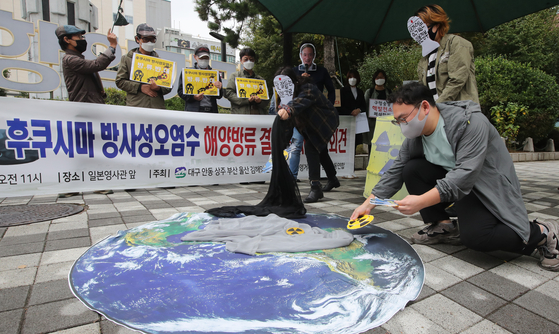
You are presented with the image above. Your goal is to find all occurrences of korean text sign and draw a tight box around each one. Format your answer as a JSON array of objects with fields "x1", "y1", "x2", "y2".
[
  {"x1": 0, "y1": 98, "x2": 355, "y2": 196},
  {"x1": 182, "y1": 69, "x2": 220, "y2": 96},
  {"x1": 369, "y1": 99, "x2": 394, "y2": 118},
  {"x1": 130, "y1": 53, "x2": 176, "y2": 88},
  {"x1": 235, "y1": 78, "x2": 269, "y2": 100}
]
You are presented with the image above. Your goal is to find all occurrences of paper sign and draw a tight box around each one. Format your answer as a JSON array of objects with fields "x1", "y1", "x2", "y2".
[
  {"x1": 235, "y1": 77, "x2": 269, "y2": 100},
  {"x1": 355, "y1": 112, "x2": 370, "y2": 134},
  {"x1": 273, "y1": 75, "x2": 294, "y2": 105},
  {"x1": 182, "y1": 69, "x2": 220, "y2": 96},
  {"x1": 369, "y1": 198, "x2": 398, "y2": 207},
  {"x1": 408, "y1": 16, "x2": 440, "y2": 57},
  {"x1": 130, "y1": 53, "x2": 176, "y2": 88},
  {"x1": 369, "y1": 99, "x2": 394, "y2": 118}
]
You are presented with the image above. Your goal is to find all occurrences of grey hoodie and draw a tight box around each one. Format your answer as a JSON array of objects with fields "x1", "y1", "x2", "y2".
[{"x1": 372, "y1": 101, "x2": 530, "y2": 242}]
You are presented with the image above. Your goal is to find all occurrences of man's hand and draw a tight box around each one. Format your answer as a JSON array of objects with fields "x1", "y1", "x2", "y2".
[
  {"x1": 149, "y1": 79, "x2": 160, "y2": 91},
  {"x1": 394, "y1": 195, "x2": 425, "y2": 215},
  {"x1": 351, "y1": 108, "x2": 361, "y2": 116},
  {"x1": 278, "y1": 108, "x2": 290, "y2": 120},
  {"x1": 350, "y1": 195, "x2": 376, "y2": 220},
  {"x1": 301, "y1": 72, "x2": 311, "y2": 78},
  {"x1": 214, "y1": 81, "x2": 222, "y2": 89},
  {"x1": 141, "y1": 84, "x2": 157, "y2": 97},
  {"x1": 107, "y1": 29, "x2": 118, "y2": 48},
  {"x1": 193, "y1": 93, "x2": 204, "y2": 101},
  {"x1": 253, "y1": 96, "x2": 261, "y2": 104},
  {"x1": 248, "y1": 96, "x2": 255, "y2": 103}
]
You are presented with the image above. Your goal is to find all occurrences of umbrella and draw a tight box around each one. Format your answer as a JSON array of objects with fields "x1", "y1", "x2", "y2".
[{"x1": 257, "y1": 0, "x2": 559, "y2": 44}]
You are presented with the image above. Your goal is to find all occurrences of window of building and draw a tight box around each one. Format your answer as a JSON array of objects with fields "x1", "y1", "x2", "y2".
[
  {"x1": 227, "y1": 55, "x2": 235, "y2": 63},
  {"x1": 42, "y1": 0, "x2": 50, "y2": 21},
  {"x1": 67, "y1": 2, "x2": 75, "y2": 26}
]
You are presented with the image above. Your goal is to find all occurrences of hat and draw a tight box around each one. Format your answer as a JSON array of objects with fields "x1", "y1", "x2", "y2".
[
  {"x1": 55, "y1": 25, "x2": 86, "y2": 38},
  {"x1": 136, "y1": 23, "x2": 156, "y2": 37},
  {"x1": 194, "y1": 45, "x2": 210, "y2": 58}
]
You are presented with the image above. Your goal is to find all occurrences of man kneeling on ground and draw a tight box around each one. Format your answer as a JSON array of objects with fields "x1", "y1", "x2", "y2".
[{"x1": 351, "y1": 82, "x2": 559, "y2": 271}]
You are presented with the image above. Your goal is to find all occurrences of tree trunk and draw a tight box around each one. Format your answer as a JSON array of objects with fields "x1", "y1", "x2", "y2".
[{"x1": 323, "y1": 35, "x2": 335, "y2": 76}]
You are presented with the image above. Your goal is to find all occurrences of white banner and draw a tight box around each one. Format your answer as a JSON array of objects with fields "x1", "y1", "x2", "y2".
[
  {"x1": 369, "y1": 99, "x2": 394, "y2": 118},
  {"x1": 0, "y1": 98, "x2": 355, "y2": 196}
]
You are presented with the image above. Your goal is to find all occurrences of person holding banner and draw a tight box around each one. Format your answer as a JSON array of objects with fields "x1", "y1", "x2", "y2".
[
  {"x1": 350, "y1": 82, "x2": 559, "y2": 271},
  {"x1": 116, "y1": 23, "x2": 172, "y2": 109},
  {"x1": 413, "y1": 4, "x2": 479, "y2": 104},
  {"x1": 56, "y1": 25, "x2": 117, "y2": 104},
  {"x1": 224, "y1": 48, "x2": 268, "y2": 115},
  {"x1": 276, "y1": 67, "x2": 340, "y2": 203},
  {"x1": 339, "y1": 69, "x2": 367, "y2": 151},
  {"x1": 363, "y1": 69, "x2": 392, "y2": 147}
]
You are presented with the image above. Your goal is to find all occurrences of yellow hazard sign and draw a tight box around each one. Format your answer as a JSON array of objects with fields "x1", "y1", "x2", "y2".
[
  {"x1": 347, "y1": 215, "x2": 374, "y2": 229},
  {"x1": 286, "y1": 227, "x2": 305, "y2": 235},
  {"x1": 130, "y1": 53, "x2": 176, "y2": 88},
  {"x1": 235, "y1": 77, "x2": 269, "y2": 100},
  {"x1": 182, "y1": 69, "x2": 220, "y2": 96}
]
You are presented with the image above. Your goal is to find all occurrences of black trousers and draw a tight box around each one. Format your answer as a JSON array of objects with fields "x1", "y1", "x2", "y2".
[
  {"x1": 304, "y1": 141, "x2": 337, "y2": 182},
  {"x1": 403, "y1": 159, "x2": 544, "y2": 255}
]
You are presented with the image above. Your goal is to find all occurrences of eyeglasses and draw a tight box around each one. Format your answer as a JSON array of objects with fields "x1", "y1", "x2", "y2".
[
  {"x1": 391, "y1": 104, "x2": 420, "y2": 125},
  {"x1": 139, "y1": 36, "x2": 156, "y2": 43}
]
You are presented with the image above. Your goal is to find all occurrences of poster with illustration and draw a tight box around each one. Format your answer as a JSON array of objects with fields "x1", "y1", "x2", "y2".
[
  {"x1": 235, "y1": 77, "x2": 269, "y2": 100},
  {"x1": 407, "y1": 16, "x2": 440, "y2": 56},
  {"x1": 182, "y1": 69, "x2": 220, "y2": 96},
  {"x1": 130, "y1": 53, "x2": 176, "y2": 88}
]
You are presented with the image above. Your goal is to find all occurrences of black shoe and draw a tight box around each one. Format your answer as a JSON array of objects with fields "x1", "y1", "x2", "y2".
[
  {"x1": 322, "y1": 178, "x2": 340, "y2": 192},
  {"x1": 304, "y1": 181, "x2": 324, "y2": 203}
]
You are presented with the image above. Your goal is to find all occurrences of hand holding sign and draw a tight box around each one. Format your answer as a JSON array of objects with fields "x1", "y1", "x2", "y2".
[
  {"x1": 408, "y1": 16, "x2": 440, "y2": 57},
  {"x1": 273, "y1": 75, "x2": 295, "y2": 105}
]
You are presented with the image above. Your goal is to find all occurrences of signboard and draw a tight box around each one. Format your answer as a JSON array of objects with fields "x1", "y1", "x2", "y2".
[
  {"x1": 369, "y1": 99, "x2": 394, "y2": 118},
  {"x1": 130, "y1": 53, "x2": 176, "y2": 88},
  {"x1": 0, "y1": 98, "x2": 355, "y2": 196},
  {"x1": 235, "y1": 77, "x2": 269, "y2": 100},
  {"x1": 182, "y1": 69, "x2": 220, "y2": 96}
]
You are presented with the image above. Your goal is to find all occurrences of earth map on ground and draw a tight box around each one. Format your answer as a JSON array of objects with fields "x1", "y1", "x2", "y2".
[{"x1": 69, "y1": 213, "x2": 424, "y2": 334}]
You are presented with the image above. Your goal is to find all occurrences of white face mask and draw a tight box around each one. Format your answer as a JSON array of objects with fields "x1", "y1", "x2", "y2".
[
  {"x1": 197, "y1": 59, "x2": 209, "y2": 69},
  {"x1": 375, "y1": 78, "x2": 386, "y2": 86},
  {"x1": 348, "y1": 78, "x2": 357, "y2": 86},
  {"x1": 243, "y1": 61, "x2": 255, "y2": 70},
  {"x1": 400, "y1": 105, "x2": 428, "y2": 139},
  {"x1": 141, "y1": 42, "x2": 155, "y2": 52}
]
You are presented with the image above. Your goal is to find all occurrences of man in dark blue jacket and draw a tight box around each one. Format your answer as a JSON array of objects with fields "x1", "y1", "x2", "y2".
[{"x1": 178, "y1": 45, "x2": 223, "y2": 113}]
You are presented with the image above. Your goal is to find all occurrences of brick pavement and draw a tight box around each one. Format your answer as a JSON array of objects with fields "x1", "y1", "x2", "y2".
[{"x1": 1, "y1": 160, "x2": 558, "y2": 334}]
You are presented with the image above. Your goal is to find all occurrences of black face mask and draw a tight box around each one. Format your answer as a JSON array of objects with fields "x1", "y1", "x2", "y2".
[
  {"x1": 75, "y1": 40, "x2": 88, "y2": 53},
  {"x1": 428, "y1": 26, "x2": 437, "y2": 41}
]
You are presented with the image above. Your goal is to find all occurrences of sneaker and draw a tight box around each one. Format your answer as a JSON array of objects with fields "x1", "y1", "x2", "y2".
[
  {"x1": 411, "y1": 220, "x2": 461, "y2": 245},
  {"x1": 535, "y1": 219, "x2": 559, "y2": 271}
]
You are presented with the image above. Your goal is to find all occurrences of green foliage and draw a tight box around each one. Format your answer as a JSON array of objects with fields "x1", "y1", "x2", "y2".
[
  {"x1": 164, "y1": 96, "x2": 186, "y2": 111},
  {"x1": 358, "y1": 43, "x2": 421, "y2": 91},
  {"x1": 482, "y1": 8, "x2": 559, "y2": 78},
  {"x1": 475, "y1": 55, "x2": 559, "y2": 144},
  {"x1": 104, "y1": 87, "x2": 126, "y2": 106},
  {"x1": 195, "y1": 0, "x2": 267, "y2": 48},
  {"x1": 490, "y1": 102, "x2": 526, "y2": 147}
]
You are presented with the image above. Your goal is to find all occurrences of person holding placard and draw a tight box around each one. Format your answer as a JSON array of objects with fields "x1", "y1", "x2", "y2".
[
  {"x1": 276, "y1": 67, "x2": 339, "y2": 203},
  {"x1": 363, "y1": 69, "x2": 392, "y2": 147},
  {"x1": 412, "y1": 5, "x2": 479, "y2": 104},
  {"x1": 224, "y1": 48, "x2": 268, "y2": 115},
  {"x1": 115, "y1": 23, "x2": 172, "y2": 109},
  {"x1": 339, "y1": 69, "x2": 367, "y2": 152},
  {"x1": 350, "y1": 82, "x2": 558, "y2": 271},
  {"x1": 177, "y1": 45, "x2": 223, "y2": 113}
]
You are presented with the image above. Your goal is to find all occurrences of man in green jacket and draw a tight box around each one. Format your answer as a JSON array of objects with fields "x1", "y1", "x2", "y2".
[
  {"x1": 224, "y1": 48, "x2": 268, "y2": 114},
  {"x1": 116, "y1": 23, "x2": 171, "y2": 109}
]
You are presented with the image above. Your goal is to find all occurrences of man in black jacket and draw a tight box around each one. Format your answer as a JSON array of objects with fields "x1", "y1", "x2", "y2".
[{"x1": 177, "y1": 45, "x2": 223, "y2": 113}]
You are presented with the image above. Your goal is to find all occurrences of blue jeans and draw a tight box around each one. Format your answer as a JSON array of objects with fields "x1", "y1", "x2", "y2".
[{"x1": 287, "y1": 128, "x2": 304, "y2": 179}]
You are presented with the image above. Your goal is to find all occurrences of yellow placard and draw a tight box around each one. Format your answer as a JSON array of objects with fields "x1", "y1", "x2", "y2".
[
  {"x1": 182, "y1": 69, "x2": 220, "y2": 96},
  {"x1": 130, "y1": 53, "x2": 176, "y2": 89},
  {"x1": 235, "y1": 77, "x2": 269, "y2": 100}
]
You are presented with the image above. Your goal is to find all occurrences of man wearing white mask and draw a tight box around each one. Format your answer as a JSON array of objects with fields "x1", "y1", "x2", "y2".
[
  {"x1": 350, "y1": 82, "x2": 559, "y2": 272},
  {"x1": 177, "y1": 45, "x2": 223, "y2": 113},
  {"x1": 224, "y1": 48, "x2": 268, "y2": 114},
  {"x1": 116, "y1": 23, "x2": 171, "y2": 109}
]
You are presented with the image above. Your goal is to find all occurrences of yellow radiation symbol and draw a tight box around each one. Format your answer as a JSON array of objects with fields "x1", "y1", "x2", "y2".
[
  {"x1": 347, "y1": 215, "x2": 374, "y2": 230},
  {"x1": 286, "y1": 227, "x2": 305, "y2": 235}
]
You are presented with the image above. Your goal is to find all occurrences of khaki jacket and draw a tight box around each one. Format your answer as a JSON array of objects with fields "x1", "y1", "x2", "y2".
[
  {"x1": 417, "y1": 34, "x2": 479, "y2": 104},
  {"x1": 115, "y1": 48, "x2": 171, "y2": 109},
  {"x1": 224, "y1": 70, "x2": 269, "y2": 114}
]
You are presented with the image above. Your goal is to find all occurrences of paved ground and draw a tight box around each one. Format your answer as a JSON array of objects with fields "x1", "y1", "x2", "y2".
[{"x1": 1, "y1": 160, "x2": 558, "y2": 334}]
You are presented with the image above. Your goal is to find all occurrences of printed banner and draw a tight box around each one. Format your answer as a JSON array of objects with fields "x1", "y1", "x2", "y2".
[
  {"x1": 0, "y1": 98, "x2": 354, "y2": 196},
  {"x1": 369, "y1": 99, "x2": 394, "y2": 118},
  {"x1": 130, "y1": 53, "x2": 176, "y2": 88},
  {"x1": 182, "y1": 69, "x2": 220, "y2": 96},
  {"x1": 235, "y1": 78, "x2": 269, "y2": 100}
]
